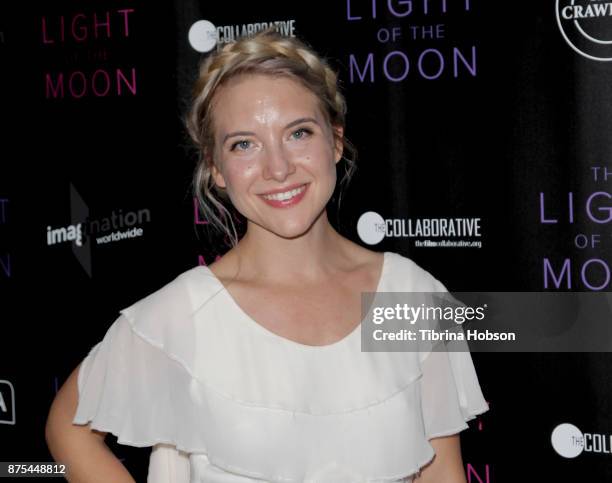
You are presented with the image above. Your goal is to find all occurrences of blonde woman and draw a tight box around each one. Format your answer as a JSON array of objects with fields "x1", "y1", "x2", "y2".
[{"x1": 46, "y1": 29, "x2": 488, "y2": 482}]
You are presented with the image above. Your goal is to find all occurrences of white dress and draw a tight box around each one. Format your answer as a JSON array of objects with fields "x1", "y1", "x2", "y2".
[{"x1": 72, "y1": 251, "x2": 489, "y2": 482}]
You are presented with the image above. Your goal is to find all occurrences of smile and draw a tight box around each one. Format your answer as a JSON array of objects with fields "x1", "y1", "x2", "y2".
[
  {"x1": 259, "y1": 183, "x2": 309, "y2": 207},
  {"x1": 261, "y1": 185, "x2": 307, "y2": 201}
]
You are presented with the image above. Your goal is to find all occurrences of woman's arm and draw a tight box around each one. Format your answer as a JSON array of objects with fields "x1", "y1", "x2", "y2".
[
  {"x1": 45, "y1": 363, "x2": 136, "y2": 483},
  {"x1": 414, "y1": 434, "x2": 467, "y2": 483}
]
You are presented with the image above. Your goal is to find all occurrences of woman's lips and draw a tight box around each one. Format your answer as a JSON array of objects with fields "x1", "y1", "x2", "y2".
[{"x1": 258, "y1": 183, "x2": 309, "y2": 208}]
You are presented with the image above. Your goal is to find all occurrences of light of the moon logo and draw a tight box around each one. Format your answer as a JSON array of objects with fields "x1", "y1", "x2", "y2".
[{"x1": 556, "y1": 0, "x2": 612, "y2": 61}]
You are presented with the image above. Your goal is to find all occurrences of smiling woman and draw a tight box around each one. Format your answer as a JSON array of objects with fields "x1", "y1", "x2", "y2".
[
  {"x1": 185, "y1": 30, "x2": 357, "y2": 248},
  {"x1": 46, "y1": 28, "x2": 489, "y2": 483},
  {"x1": 203, "y1": 73, "x2": 342, "y2": 239}
]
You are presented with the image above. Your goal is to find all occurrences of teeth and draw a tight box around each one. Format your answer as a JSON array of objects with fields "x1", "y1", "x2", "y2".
[{"x1": 262, "y1": 185, "x2": 306, "y2": 201}]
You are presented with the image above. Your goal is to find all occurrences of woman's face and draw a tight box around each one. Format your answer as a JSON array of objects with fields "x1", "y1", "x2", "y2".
[{"x1": 210, "y1": 73, "x2": 343, "y2": 239}]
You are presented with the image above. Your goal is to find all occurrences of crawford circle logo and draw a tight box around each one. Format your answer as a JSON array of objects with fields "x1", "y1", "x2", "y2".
[{"x1": 556, "y1": 0, "x2": 612, "y2": 61}]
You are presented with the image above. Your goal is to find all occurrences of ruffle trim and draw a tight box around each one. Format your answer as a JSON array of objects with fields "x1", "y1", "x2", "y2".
[
  {"x1": 73, "y1": 313, "x2": 489, "y2": 482},
  {"x1": 122, "y1": 312, "x2": 424, "y2": 416},
  {"x1": 110, "y1": 265, "x2": 453, "y2": 416}
]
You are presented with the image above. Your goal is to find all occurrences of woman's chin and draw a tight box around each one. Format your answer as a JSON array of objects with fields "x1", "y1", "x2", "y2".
[
  {"x1": 270, "y1": 224, "x2": 313, "y2": 240},
  {"x1": 254, "y1": 217, "x2": 319, "y2": 240}
]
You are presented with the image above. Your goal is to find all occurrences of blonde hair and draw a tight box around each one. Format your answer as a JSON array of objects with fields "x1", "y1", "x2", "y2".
[{"x1": 185, "y1": 28, "x2": 357, "y2": 248}]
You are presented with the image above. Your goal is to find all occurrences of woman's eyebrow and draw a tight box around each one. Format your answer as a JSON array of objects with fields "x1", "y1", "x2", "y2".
[
  {"x1": 221, "y1": 118, "x2": 320, "y2": 144},
  {"x1": 222, "y1": 131, "x2": 255, "y2": 144},
  {"x1": 285, "y1": 117, "x2": 319, "y2": 129}
]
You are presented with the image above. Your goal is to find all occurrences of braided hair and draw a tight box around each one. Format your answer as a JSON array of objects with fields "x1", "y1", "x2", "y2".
[{"x1": 185, "y1": 28, "x2": 357, "y2": 248}]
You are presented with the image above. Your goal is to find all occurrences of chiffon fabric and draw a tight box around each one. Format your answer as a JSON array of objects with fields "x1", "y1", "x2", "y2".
[{"x1": 73, "y1": 251, "x2": 489, "y2": 482}]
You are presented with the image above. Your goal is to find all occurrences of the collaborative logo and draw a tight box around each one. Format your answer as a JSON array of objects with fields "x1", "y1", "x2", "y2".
[
  {"x1": 356, "y1": 211, "x2": 482, "y2": 247},
  {"x1": 556, "y1": 0, "x2": 612, "y2": 61},
  {"x1": 357, "y1": 211, "x2": 387, "y2": 245},
  {"x1": 551, "y1": 422, "x2": 612, "y2": 457},
  {"x1": 0, "y1": 380, "x2": 16, "y2": 425},
  {"x1": 188, "y1": 19, "x2": 297, "y2": 53}
]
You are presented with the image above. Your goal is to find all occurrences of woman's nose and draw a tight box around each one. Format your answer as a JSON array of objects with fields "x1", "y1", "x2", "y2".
[{"x1": 261, "y1": 143, "x2": 296, "y2": 181}]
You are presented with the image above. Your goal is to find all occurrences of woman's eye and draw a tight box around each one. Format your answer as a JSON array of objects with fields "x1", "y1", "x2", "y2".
[
  {"x1": 291, "y1": 128, "x2": 312, "y2": 140},
  {"x1": 230, "y1": 140, "x2": 251, "y2": 151}
]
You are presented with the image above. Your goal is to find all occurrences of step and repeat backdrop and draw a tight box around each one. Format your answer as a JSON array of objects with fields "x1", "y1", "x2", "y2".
[{"x1": 1, "y1": 0, "x2": 611, "y2": 481}]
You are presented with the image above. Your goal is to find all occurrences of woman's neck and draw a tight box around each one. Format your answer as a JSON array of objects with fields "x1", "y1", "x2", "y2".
[{"x1": 225, "y1": 213, "x2": 357, "y2": 286}]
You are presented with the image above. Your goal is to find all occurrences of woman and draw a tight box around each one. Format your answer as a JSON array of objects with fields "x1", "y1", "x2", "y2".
[{"x1": 45, "y1": 29, "x2": 488, "y2": 482}]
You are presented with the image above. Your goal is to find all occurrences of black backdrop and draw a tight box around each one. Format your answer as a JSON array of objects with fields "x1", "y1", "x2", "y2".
[{"x1": 1, "y1": 1, "x2": 611, "y2": 481}]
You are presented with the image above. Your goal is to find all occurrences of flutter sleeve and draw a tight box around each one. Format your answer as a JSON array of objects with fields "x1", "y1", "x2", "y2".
[
  {"x1": 419, "y1": 346, "x2": 489, "y2": 439},
  {"x1": 417, "y1": 276, "x2": 489, "y2": 439},
  {"x1": 74, "y1": 322, "x2": 192, "y2": 483},
  {"x1": 71, "y1": 312, "x2": 203, "y2": 452}
]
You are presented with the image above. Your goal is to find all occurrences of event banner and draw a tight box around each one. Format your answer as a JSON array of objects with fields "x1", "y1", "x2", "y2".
[{"x1": 1, "y1": 0, "x2": 611, "y2": 481}]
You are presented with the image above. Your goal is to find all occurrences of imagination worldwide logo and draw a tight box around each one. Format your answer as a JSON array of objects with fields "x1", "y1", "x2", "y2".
[
  {"x1": 556, "y1": 0, "x2": 612, "y2": 61},
  {"x1": 46, "y1": 183, "x2": 152, "y2": 277}
]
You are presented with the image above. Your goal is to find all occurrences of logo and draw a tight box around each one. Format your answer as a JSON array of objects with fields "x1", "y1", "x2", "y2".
[
  {"x1": 556, "y1": 0, "x2": 612, "y2": 61},
  {"x1": 356, "y1": 211, "x2": 482, "y2": 247},
  {"x1": 46, "y1": 183, "x2": 152, "y2": 277},
  {"x1": 41, "y1": 9, "x2": 138, "y2": 99},
  {"x1": 188, "y1": 20, "x2": 217, "y2": 53},
  {"x1": 188, "y1": 19, "x2": 296, "y2": 53},
  {"x1": 0, "y1": 380, "x2": 16, "y2": 425},
  {"x1": 357, "y1": 211, "x2": 387, "y2": 245},
  {"x1": 551, "y1": 422, "x2": 612, "y2": 457}
]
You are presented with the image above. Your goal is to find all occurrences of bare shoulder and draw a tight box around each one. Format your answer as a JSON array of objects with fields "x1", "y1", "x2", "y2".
[
  {"x1": 206, "y1": 250, "x2": 241, "y2": 283},
  {"x1": 339, "y1": 242, "x2": 386, "y2": 283},
  {"x1": 206, "y1": 242, "x2": 384, "y2": 284},
  {"x1": 352, "y1": 246, "x2": 384, "y2": 271},
  {"x1": 341, "y1": 236, "x2": 383, "y2": 261}
]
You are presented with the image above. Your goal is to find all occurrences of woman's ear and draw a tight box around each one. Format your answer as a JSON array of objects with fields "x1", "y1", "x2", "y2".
[
  {"x1": 332, "y1": 125, "x2": 344, "y2": 164},
  {"x1": 206, "y1": 149, "x2": 226, "y2": 189},
  {"x1": 211, "y1": 163, "x2": 227, "y2": 189}
]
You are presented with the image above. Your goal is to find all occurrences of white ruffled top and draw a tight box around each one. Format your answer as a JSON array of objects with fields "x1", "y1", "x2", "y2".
[{"x1": 73, "y1": 251, "x2": 489, "y2": 482}]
